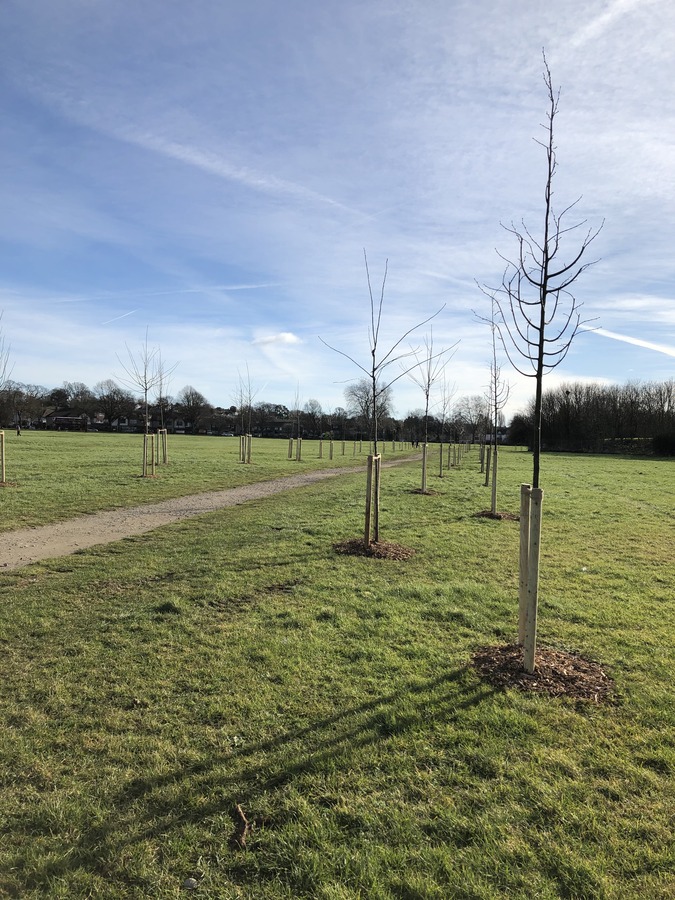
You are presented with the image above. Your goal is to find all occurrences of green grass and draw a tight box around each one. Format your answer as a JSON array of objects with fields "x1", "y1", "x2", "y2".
[
  {"x1": 0, "y1": 431, "x2": 414, "y2": 531},
  {"x1": 0, "y1": 447, "x2": 673, "y2": 898}
]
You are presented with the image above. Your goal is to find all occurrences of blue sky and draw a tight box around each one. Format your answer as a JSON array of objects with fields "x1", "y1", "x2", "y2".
[{"x1": 2, "y1": 0, "x2": 674, "y2": 419}]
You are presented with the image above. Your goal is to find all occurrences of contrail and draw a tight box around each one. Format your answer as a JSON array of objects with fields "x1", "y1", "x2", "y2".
[
  {"x1": 582, "y1": 326, "x2": 675, "y2": 358},
  {"x1": 102, "y1": 309, "x2": 140, "y2": 325}
]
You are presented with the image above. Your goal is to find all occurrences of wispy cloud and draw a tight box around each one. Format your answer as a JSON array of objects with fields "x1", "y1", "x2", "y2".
[
  {"x1": 568, "y1": 0, "x2": 655, "y2": 48},
  {"x1": 252, "y1": 332, "x2": 302, "y2": 347}
]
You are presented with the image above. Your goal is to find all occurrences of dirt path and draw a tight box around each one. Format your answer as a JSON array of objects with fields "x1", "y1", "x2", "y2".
[{"x1": 0, "y1": 459, "x2": 414, "y2": 571}]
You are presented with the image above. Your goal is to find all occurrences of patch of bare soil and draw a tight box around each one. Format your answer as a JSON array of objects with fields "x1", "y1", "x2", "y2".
[
  {"x1": 410, "y1": 488, "x2": 440, "y2": 496},
  {"x1": 472, "y1": 643, "x2": 614, "y2": 703},
  {"x1": 334, "y1": 538, "x2": 416, "y2": 560},
  {"x1": 474, "y1": 510, "x2": 520, "y2": 521}
]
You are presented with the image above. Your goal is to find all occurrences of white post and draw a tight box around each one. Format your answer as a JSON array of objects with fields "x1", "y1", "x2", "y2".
[{"x1": 523, "y1": 487, "x2": 543, "y2": 674}]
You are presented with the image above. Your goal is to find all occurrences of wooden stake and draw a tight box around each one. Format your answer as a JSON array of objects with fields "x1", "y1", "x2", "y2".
[
  {"x1": 288, "y1": 437, "x2": 293, "y2": 459},
  {"x1": 523, "y1": 488, "x2": 543, "y2": 674},
  {"x1": 364, "y1": 454, "x2": 374, "y2": 547},
  {"x1": 518, "y1": 484, "x2": 531, "y2": 644},
  {"x1": 373, "y1": 454, "x2": 381, "y2": 543},
  {"x1": 484, "y1": 446, "x2": 491, "y2": 486},
  {"x1": 0, "y1": 431, "x2": 4, "y2": 483}
]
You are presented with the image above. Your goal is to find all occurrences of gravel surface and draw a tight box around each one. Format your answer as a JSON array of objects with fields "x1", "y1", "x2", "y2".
[{"x1": 0, "y1": 461, "x2": 413, "y2": 570}]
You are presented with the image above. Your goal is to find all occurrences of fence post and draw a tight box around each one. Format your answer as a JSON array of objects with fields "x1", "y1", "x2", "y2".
[{"x1": 0, "y1": 431, "x2": 4, "y2": 483}]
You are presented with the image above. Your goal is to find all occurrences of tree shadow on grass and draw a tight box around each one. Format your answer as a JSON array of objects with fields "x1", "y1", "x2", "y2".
[{"x1": 19, "y1": 665, "x2": 494, "y2": 892}]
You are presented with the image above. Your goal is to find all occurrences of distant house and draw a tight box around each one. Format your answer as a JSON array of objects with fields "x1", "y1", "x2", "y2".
[{"x1": 40, "y1": 407, "x2": 90, "y2": 431}]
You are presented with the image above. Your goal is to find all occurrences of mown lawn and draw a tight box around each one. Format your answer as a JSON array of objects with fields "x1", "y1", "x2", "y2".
[
  {"x1": 0, "y1": 431, "x2": 414, "y2": 531},
  {"x1": 0, "y1": 448, "x2": 673, "y2": 898}
]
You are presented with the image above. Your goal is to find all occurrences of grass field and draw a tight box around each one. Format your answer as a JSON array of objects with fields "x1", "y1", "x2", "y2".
[
  {"x1": 0, "y1": 442, "x2": 673, "y2": 898},
  {"x1": 0, "y1": 431, "x2": 416, "y2": 532}
]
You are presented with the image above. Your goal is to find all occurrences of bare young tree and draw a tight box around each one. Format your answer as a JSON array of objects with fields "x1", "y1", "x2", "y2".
[
  {"x1": 487, "y1": 54, "x2": 602, "y2": 489},
  {"x1": 154, "y1": 350, "x2": 178, "y2": 433},
  {"x1": 483, "y1": 52, "x2": 602, "y2": 672},
  {"x1": 320, "y1": 250, "x2": 444, "y2": 546},
  {"x1": 117, "y1": 329, "x2": 170, "y2": 475},
  {"x1": 435, "y1": 375, "x2": 456, "y2": 478},
  {"x1": 406, "y1": 327, "x2": 457, "y2": 491},
  {"x1": 0, "y1": 313, "x2": 12, "y2": 392},
  {"x1": 485, "y1": 299, "x2": 510, "y2": 514}
]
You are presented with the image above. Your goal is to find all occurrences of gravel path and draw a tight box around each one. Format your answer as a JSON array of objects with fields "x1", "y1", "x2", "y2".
[{"x1": 0, "y1": 460, "x2": 413, "y2": 570}]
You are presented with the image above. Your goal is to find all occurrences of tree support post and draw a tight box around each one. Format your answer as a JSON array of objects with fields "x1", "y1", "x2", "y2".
[
  {"x1": 484, "y1": 446, "x2": 491, "y2": 487},
  {"x1": 288, "y1": 437, "x2": 294, "y2": 459},
  {"x1": 0, "y1": 431, "x2": 5, "y2": 483},
  {"x1": 490, "y1": 449, "x2": 498, "y2": 514},
  {"x1": 518, "y1": 484, "x2": 532, "y2": 644},
  {"x1": 364, "y1": 453, "x2": 382, "y2": 547},
  {"x1": 523, "y1": 487, "x2": 543, "y2": 673}
]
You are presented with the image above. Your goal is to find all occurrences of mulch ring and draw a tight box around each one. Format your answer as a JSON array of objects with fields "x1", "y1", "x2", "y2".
[
  {"x1": 474, "y1": 510, "x2": 519, "y2": 521},
  {"x1": 471, "y1": 643, "x2": 614, "y2": 703},
  {"x1": 333, "y1": 538, "x2": 416, "y2": 560}
]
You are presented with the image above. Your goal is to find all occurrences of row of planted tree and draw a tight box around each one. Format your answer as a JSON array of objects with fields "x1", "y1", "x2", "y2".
[{"x1": 0, "y1": 376, "x2": 501, "y2": 445}]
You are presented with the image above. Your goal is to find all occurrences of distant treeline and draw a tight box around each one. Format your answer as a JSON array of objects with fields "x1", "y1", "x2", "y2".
[{"x1": 508, "y1": 380, "x2": 675, "y2": 455}]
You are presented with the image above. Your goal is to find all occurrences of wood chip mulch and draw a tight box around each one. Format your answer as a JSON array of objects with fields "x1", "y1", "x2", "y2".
[
  {"x1": 471, "y1": 643, "x2": 614, "y2": 703},
  {"x1": 474, "y1": 510, "x2": 520, "y2": 521},
  {"x1": 333, "y1": 538, "x2": 416, "y2": 560}
]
